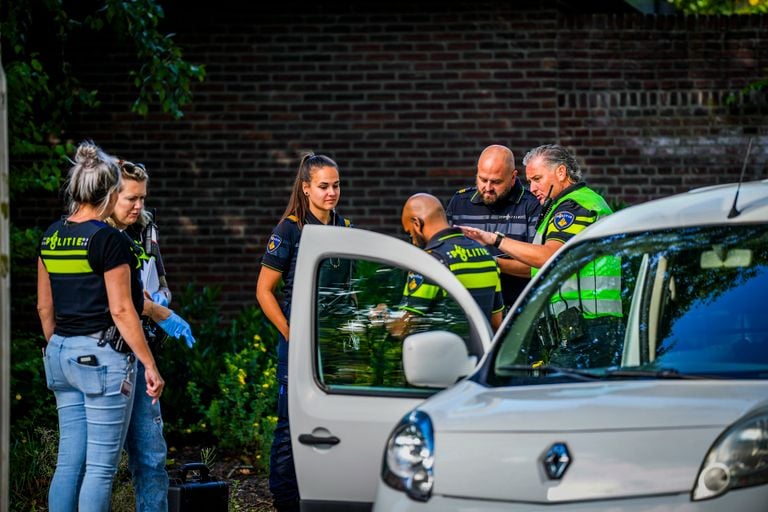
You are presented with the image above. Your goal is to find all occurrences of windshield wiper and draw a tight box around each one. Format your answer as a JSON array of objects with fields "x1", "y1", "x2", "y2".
[
  {"x1": 497, "y1": 365, "x2": 714, "y2": 381},
  {"x1": 603, "y1": 368, "x2": 709, "y2": 380},
  {"x1": 496, "y1": 364, "x2": 601, "y2": 381}
]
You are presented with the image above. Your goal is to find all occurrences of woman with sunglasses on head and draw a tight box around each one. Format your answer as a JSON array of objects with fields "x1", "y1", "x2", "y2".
[
  {"x1": 108, "y1": 159, "x2": 196, "y2": 512},
  {"x1": 256, "y1": 153, "x2": 353, "y2": 512},
  {"x1": 38, "y1": 141, "x2": 165, "y2": 512}
]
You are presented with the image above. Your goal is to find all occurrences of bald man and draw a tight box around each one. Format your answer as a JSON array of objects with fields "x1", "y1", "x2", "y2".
[
  {"x1": 378, "y1": 193, "x2": 503, "y2": 337},
  {"x1": 460, "y1": 144, "x2": 614, "y2": 275},
  {"x1": 446, "y1": 145, "x2": 541, "y2": 310}
]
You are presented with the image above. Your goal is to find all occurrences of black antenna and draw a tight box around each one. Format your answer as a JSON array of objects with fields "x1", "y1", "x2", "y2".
[{"x1": 728, "y1": 137, "x2": 753, "y2": 219}]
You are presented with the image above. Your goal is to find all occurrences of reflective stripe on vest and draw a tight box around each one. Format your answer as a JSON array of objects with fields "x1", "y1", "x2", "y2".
[
  {"x1": 40, "y1": 249, "x2": 93, "y2": 273},
  {"x1": 551, "y1": 261, "x2": 623, "y2": 319},
  {"x1": 447, "y1": 259, "x2": 500, "y2": 290}
]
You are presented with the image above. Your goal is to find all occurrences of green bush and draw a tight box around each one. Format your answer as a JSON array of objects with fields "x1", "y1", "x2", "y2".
[
  {"x1": 197, "y1": 334, "x2": 277, "y2": 470},
  {"x1": 161, "y1": 284, "x2": 279, "y2": 469}
]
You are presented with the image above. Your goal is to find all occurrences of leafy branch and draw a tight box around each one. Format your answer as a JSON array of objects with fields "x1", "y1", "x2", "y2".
[
  {"x1": 88, "y1": 0, "x2": 206, "y2": 118},
  {"x1": 1, "y1": 0, "x2": 206, "y2": 200}
]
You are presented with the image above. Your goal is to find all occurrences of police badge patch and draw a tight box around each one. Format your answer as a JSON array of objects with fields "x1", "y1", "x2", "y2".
[
  {"x1": 267, "y1": 234, "x2": 282, "y2": 254},
  {"x1": 553, "y1": 211, "x2": 575, "y2": 230},
  {"x1": 406, "y1": 272, "x2": 424, "y2": 294}
]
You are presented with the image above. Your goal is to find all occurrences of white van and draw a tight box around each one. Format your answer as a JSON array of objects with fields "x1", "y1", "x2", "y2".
[{"x1": 289, "y1": 180, "x2": 768, "y2": 512}]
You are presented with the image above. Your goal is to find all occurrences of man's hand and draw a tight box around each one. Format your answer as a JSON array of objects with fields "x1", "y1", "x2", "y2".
[
  {"x1": 457, "y1": 225, "x2": 494, "y2": 246},
  {"x1": 368, "y1": 303, "x2": 390, "y2": 325},
  {"x1": 368, "y1": 304, "x2": 411, "y2": 338}
]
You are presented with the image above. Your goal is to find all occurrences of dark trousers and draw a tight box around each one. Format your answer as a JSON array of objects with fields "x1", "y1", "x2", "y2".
[{"x1": 269, "y1": 335, "x2": 299, "y2": 504}]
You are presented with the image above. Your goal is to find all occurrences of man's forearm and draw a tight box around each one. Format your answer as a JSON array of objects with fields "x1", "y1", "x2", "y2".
[
  {"x1": 498, "y1": 238, "x2": 558, "y2": 270},
  {"x1": 496, "y1": 256, "x2": 531, "y2": 278}
]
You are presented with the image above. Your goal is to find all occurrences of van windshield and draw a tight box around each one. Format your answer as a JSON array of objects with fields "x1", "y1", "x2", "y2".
[{"x1": 487, "y1": 224, "x2": 768, "y2": 386}]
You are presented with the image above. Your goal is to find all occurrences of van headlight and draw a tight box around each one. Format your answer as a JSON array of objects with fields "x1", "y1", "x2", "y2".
[
  {"x1": 693, "y1": 409, "x2": 768, "y2": 500},
  {"x1": 382, "y1": 410, "x2": 434, "y2": 501}
]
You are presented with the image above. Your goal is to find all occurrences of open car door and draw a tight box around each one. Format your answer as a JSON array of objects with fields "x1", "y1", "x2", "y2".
[{"x1": 289, "y1": 226, "x2": 493, "y2": 511}]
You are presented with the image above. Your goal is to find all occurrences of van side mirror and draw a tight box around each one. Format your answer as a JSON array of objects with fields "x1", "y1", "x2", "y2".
[{"x1": 402, "y1": 331, "x2": 478, "y2": 388}]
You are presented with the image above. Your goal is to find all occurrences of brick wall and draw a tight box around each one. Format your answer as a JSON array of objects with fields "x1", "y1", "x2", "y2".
[
  {"x1": 556, "y1": 13, "x2": 768, "y2": 202},
  {"x1": 13, "y1": 1, "x2": 768, "y2": 318}
]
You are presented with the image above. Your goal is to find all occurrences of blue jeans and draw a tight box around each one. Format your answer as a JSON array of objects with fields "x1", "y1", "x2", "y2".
[
  {"x1": 125, "y1": 361, "x2": 169, "y2": 512},
  {"x1": 43, "y1": 333, "x2": 137, "y2": 512}
]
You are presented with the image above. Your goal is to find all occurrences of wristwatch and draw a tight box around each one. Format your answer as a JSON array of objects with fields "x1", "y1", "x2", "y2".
[{"x1": 493, "y1": 231, "x2": 505, "y2": 248}]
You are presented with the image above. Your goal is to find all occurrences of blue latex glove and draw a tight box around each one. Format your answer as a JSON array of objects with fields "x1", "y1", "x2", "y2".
[
  {"x1": 158, "y1": 311, "x2": 197, "y2": 348},
  {"x1": 150, "y1": 291, "x2": 170, "y2": 308}
]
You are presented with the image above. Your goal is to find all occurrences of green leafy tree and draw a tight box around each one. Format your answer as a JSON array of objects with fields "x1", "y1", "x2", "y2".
[
  {"x1": 2, "y1": 0, "x2": 205, "y2": 203},
  {"x1": 668, "y1": 0, "x2": 768, "y2": 14},
  {"x1": 2, "y1": 0, "x2": 206, "y2": 314}
]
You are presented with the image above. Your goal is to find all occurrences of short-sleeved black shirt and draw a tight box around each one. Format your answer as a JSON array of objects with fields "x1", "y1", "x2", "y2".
[
  {"x1": 261, "y1": 210, "x2": 352, "y2": 311},
  {"x1": 40, "y1": 218, "x2": 142, "y2": 335},
  {"x1": 446, "y1": 179, "x2": 541, "y2": 306}
]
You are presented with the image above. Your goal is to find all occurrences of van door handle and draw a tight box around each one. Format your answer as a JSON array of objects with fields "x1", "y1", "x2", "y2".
[{"x1": 298, "y1": 433, "x2": 340, "y2": 446}]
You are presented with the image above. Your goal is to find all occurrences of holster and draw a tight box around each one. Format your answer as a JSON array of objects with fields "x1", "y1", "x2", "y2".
[{"x1": 97, "y1": 325, "x2": 133, "y2": 354}]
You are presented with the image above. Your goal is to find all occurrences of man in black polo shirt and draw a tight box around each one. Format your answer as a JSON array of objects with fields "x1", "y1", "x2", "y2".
[{"x1": 446, "y1": 145, "x2": 541, "y2": 309}]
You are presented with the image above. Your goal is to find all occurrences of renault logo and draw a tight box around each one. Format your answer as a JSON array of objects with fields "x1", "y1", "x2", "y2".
[{"x1": 543, "y1": 442, "x2": 571, "y2": 480}]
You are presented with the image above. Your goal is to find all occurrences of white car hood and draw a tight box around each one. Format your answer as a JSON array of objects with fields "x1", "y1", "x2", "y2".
[{"x1": 421, "y1": 379, "x2": 768, "y2": 503}]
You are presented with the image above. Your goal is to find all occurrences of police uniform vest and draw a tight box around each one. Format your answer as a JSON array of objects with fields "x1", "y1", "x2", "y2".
[
  {"x1": 399, "y1": 227, "x2": 503, "y2": 322},
  {"x1": 127, "y1": 211, "x2": 164, "y2": 272},
  {"x1": 533, "y1": 184, "x2": 622, "y2": 319},
  {"x1": 40, "y1": 219, "x2": 135, "y2": 335}
]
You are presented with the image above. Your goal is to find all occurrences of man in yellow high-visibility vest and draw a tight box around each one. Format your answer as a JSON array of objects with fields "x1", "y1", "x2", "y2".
[{"x1": 461, "y1": 144, "x2": 623, "y2": 366}]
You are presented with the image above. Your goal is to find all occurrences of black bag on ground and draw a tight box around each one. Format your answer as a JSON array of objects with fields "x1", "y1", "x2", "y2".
[{"x1": 168, "y1": 462, "x2": 229, "y2": 512}]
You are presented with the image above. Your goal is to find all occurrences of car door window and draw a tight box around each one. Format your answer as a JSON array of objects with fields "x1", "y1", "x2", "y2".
[{"x1": 315, "y1": 257, "x2": 471, "y2": 394}]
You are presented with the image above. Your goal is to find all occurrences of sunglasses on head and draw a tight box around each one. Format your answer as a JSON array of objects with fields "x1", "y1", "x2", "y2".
[{"x1": 118, "y1": 160, "x2": 147, "y2": 179}]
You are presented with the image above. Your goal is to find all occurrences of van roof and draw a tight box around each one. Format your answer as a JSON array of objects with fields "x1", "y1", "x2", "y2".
[{"x1": 580, "y1": 179, "x2": 768, "y2": 240}]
